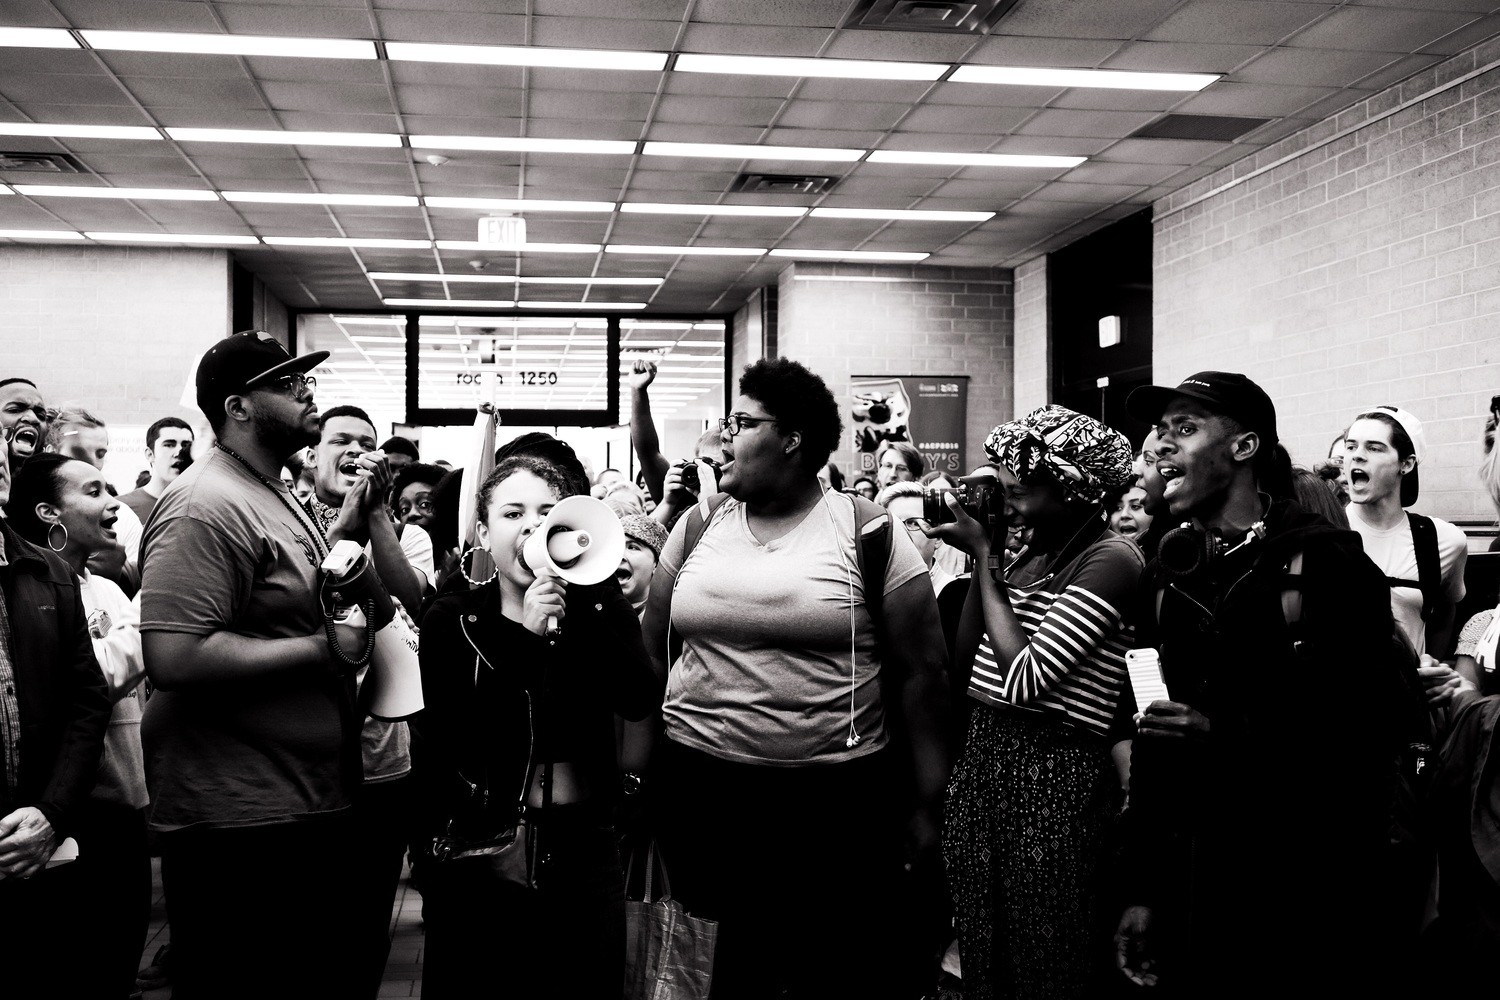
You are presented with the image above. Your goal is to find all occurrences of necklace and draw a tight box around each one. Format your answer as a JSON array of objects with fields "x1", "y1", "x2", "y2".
[{"x1": 215, "y1": 442, "x2": 330, "y2": 560}]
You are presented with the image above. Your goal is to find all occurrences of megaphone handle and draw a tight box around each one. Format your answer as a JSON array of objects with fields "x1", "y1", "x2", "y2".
[{"x1": 546, "y1": 615, "x2": 562, "y2": 638}]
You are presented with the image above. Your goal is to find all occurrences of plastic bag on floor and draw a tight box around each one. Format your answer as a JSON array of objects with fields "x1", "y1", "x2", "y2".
[{"x1": 623, "y1": 841, "x2": 717, "y2": 1000}]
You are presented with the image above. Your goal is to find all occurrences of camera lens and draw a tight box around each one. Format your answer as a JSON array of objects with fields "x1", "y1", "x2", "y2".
[
  {"x1": 868, "y1": 402, "x2": 891, "y2": 423},
  {"x1": 680, "y1": 463, "x2": 699, "y2": 491}
]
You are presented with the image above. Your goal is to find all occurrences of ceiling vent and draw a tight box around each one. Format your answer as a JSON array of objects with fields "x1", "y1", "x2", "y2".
[
  {"x1": 730, "y1": 173, "x2": 838, "y2": 195},
  {"x1": 842, "y1": 0, "x2": 1023, "y2": 35},
  {"x1": 0, "y1": 151, "x2": 82, "y2": 173},
  {"x1": 1131, "y1": 115, "x2": 1271, "y2": 143}
]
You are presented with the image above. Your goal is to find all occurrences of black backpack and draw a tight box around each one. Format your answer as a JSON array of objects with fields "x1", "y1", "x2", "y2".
[{"x1": 1385, "y1": 512, "x2": 1443, "y2": 645}]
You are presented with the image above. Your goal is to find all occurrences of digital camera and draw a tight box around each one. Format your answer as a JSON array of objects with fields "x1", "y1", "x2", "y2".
[
  {"x1": 677, "y1": 457, "x2": 721, "y2": 493},
  {"x1": 922, "y1": 474, "x2": 1001, "y2": 527}
]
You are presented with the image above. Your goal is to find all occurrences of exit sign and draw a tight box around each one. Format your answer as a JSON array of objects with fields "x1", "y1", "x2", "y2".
[{"x1": 478, "y1": 215, "x2": 526, "y2": 247}]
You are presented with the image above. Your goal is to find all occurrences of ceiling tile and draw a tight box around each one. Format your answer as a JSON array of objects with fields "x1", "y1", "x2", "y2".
[
  {"x1": 273, "y1": 110, "x2": 403, "y2": 132},
  {"x1": 1146, "y1": 2, "x2": 1335, "y2": 46},
  {"x1": 819, "y1": 30, "x2": 984, "y2": 63},
  {"x1": 967, "y1": 34, "x2": 1125, "y2": 67},
  {"x1": 524, "y1": 67, "x2": 666, "y2": 95},
  {"x1": 641, "y1": 123, "x2": 769, "y2": 143},
  {"x1": 243, "y1": 57, "x2": 392, "y2": 85},
  {"x1": 0, "y1": 74, "x2": 134, "y2": 106},
  {"x1": 1415, "y1": 16, "x2": 1500, "y2": 56},
  {"x1": 664, "y1": 73, "x2": 797, "y2": 99},
  {"x1": 1288, "y1": 6, "x2": 1476, "y2": 52},
  {"x1": 1105, "y1": 40, "x2": 1266, "y2": 73},
  {"x1": 528, "y1": 16, "x2": 683, "y2": 51},
  {"x1": 926, "y1": 82, "x2": 1066, "y2": 108},
  {"x1": 1043, "y1": 88, "x2": 1184, "y2": 113},
  {"x1": 397, "y1": 86, "x2": 526, "y2": 118},
  {"x1": 126, "y1": 76, "x2": 266, "y2": 110},
  {"x1": 215, "y1": 4, "x2": 375, "y2": 36},
  {"x1": 653, "y1": 94, "x2": 786, "y2": 127},
  {"x1": 388, "y1": 62, "x2": 525, "y2": 88},
  {"x1": 1235, "y1": 45, "x2": 1413, "y2": 88},
  {"x1": 533, "y1": 0, "x2": 686, "y2": 18},
  {"x1": 996, "y1": 0, "x2": 1184, "y2": 40},
  {"x1": 51, "y1": 0, "x2": 222, "y2": 31},
  {"x1": 692, "y1": 0, "x2": 845, "y2": 27},
  {"x1": 1095, "y1": 136, "x2": 1239, "y2": 165},
  {"x1": 374, "y1": 9, "x2": 528, "y2": 44},
  {"x1": 528, "y1": 89, "x2": 654, "y2": 122},
  {"x1": 1350, "y1": 52, "x2": 1447, "y2": 91},
  {"x1": 763, "y1": 126, "x2": 888, "y2": 147},
  {"x1": 259, "y1": 81, "x2": 395, "y2": 115},
  {"x1": 896, "y1": 104, "x2": 1032, "y2": 134},
  {"x1": 775, "y1": 101, "x2": 909, "y2": 131},
  {"x1": 1014, "y1": 108, "x2": 1162, "y2": 138},
  {"x1": 678, "y1": 23, "x2": 832, "y2": 57},
  {"x1": 1061, "y1": 161, "x2": 1186, "y2": 186},
  {"x1": 1172, "y1": 80, "x2": 1339, "y2": 117},
  {"x1": 930, "y1": 179, "x2": 1043, "y2": 201},
  {"x1": 791, "y1": 79, "x2": 934, "y2": 104},
  {"x1": 0, "y1": 50, "x2": 115, "y2": 76}
]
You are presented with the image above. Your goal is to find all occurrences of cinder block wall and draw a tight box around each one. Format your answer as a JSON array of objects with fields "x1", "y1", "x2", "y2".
[
  {"x1": 0, "y1": 244, "x2": 232, "y2": 427},
  {"x1": 1013, "y1": 256, "x2": 1050, "y2": 415},
  {"x1": 775, "y1": 261, "x2": 1014, "y2": 478},
  {"x1": 1156, "y1": 39, "x2": 1500, "y2": 522}
]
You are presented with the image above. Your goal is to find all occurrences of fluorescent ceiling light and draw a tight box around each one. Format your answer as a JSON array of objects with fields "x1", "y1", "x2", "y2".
[
  {"x1": 368, "y1": 272, "x2": 662, "y2": 285},
  {"x1": 675, "y1": 53, "x2": 943, "y2": 82},
  {"x1": 265, "y1": 236, "x2": 432, "y2": 249},
  {"x1": 410, "y1": 135, "x2": 635, "y2": 155},
  {"x1": 167, "y1": 127, "x2": 401, "y2": 147},
  {"x1": 867, "y1": 150, "x2": 1085, "y2": 168},
  {"x1": 384, "y1": 298, "x2": 515, "y2": 308},
  {"x1": 642, "y1": 141, "x2": 863, "y2": 163},
  {"x1": 950, "y1": 65, "x2": 1218, "y2": 92},
  {"x1": 621, "y1": 203, "x2": 806, "y2": 218},
  {"x1": 0, "y1": 229, "x2": 86, "y2": 240},
  {"x1": 810, "y1": 207, "x2": 993, "y2": 222},
  {"x1": 386, "y1": 42, "x2": 665, "y2": 72},
  {"x1": 85, "y1": 231, "x2": 259, "y2": 244},
  {"x1": 605, "y1": 244, "x2": 765, "y2": 256},
  {"x1": 223, "y1": 191, "x2": 419, "y2": 207},
  {"x1": 769, "y1": 248, "x2": 929, "y2": 261},
  {"x1": 81, "y1": 30, "x2": 376, "y2": 60},
  {"x1": 517, "y1": 301, "x2": 647, "y2": 309},
  {"x1": 15, "y1": 184, "x2": 217, "y2": 201},
  {"x1": 0, "y1": 122, "x2": 160, "y2": 140},
  {"x1": 424, "y1": 196, "x2": 614, "y2": 212},
  {"x1": 0, "y1": 27, "x2": 79, "y2": 49},
  {"x1": 436, "y1": 240, "x2": 601, "y2": 253}
]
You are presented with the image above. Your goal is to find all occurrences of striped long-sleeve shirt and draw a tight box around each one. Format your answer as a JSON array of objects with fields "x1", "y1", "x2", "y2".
[{"x1": 969, "y1": 534, "x2": 1144, "y2": 738}]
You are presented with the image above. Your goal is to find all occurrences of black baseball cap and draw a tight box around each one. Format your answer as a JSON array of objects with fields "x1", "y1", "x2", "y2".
[
  {"x1": 1126, "y1": 371, "x2": 1279, "y2": 447},
  {"x1": 195, "y1": 330, "x2": 329, "y2": 422}
]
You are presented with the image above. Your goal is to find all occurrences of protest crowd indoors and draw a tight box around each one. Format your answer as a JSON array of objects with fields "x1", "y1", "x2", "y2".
[{"x1": 8, "y1": 5, "x2": 1500, "y2": 999}]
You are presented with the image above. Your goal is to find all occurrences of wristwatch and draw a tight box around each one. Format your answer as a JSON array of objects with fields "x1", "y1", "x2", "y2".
[{"x1": 621, "y1": 771, "x2": 644, "y2": 797}]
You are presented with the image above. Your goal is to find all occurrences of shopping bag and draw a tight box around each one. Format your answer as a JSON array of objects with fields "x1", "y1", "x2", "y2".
[{"x1": 623, "y1": 841, "x2": 717, "y2": 1000}]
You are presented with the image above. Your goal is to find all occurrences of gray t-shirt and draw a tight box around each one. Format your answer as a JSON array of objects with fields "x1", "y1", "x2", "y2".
[
  {"x1": 139, "y1": 449, "x2": 354, "y2": 832},
  {"x1": 659, "y1": 493, "x2": 926, "y2": 766}
]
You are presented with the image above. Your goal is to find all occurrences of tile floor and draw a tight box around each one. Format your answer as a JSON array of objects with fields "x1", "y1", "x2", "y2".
[{"x1": 137, "y1": 859, "x2": 426, "y2": 998}]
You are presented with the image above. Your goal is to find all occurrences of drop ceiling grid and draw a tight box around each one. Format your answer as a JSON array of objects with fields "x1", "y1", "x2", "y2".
[{"x1": 1, "y1": 2, "x2": 1499, "y2": 306}]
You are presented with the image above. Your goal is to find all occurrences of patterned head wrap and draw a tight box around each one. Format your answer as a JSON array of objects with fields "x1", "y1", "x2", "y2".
[{"x1": 984, "y1": 405, "x2": 1133, "y2": 506}]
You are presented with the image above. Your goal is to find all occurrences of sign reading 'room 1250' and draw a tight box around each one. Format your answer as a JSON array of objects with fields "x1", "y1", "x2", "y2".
[{"x1": 850, "y1": 375, "x2": 969, "y2": 476}]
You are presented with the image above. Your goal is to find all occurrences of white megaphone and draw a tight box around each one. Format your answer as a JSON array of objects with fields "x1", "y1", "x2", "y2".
[
  {"x1": 322, "y1": 540, "x2": 423, "y2": 721},
  {"x1": 521, "y1": 495, "x2": 627, "y2": 636}
]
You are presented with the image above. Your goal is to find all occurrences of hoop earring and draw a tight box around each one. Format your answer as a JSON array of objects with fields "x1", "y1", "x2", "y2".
[
  {"x1": 459, "y1": 546, "x2": 497, "y2": 587},
  {"x1": 47, "y1": 522, "x2": 68, "y2": 552}
]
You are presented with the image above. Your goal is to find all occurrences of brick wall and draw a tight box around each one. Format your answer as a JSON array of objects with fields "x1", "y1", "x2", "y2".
[
  {"x1": 1155, "y1": 38, "x2": 1500, "y2": 522},
  {"x1": 0, "y1": 244, "x2": 233, "y2": 486},
  {"x1": 1013, "y1": 256, "x2": 1050, "y2": 414},
  {"x1": 775, "y1": 261, "x2": 1014, "y2": 478}
]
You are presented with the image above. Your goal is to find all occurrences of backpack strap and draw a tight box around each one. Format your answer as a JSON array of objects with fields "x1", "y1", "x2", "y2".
[
  {"x1": 677, "y1": 491, "x2": 733, "y2": 568},
  {"x1": 848, "y1": 494, "x2": 892, "y2": 644},
  {"x1": 1406, "y1": 512, "x2": 1441, "y2": 624}
]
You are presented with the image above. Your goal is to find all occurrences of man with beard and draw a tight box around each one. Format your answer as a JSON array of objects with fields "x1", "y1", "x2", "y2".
[
  {"x1": 138, "y1": 332, "x2": 365, "y2": 1000},
  {"x1": 0, "y1": 378, "x2": 47, "y2": 471},
  {"x1": 119, "y1": 416, "x2": 194, "y2": 523},
  {"x1": 1112, "y1": 372, "x2": 1405, "y2": 997}
]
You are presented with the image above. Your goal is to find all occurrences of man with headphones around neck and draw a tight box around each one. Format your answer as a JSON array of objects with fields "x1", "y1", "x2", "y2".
[{"x1": 1111, "y1": 372, "x2": 1406, "y2": 997}]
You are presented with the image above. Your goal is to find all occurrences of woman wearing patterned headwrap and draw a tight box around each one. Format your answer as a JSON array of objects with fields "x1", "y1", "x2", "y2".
[{"x1": 928, "y1": 405, "x2": 1142, "y2": 1000}]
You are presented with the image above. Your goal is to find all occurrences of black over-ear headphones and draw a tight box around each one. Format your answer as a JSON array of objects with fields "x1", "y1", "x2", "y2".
[{"x1": 1158, "y1": 520, "x2": 1267, "y2": 581}]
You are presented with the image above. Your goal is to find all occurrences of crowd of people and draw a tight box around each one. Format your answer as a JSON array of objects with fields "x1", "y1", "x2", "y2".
[{"x1": 0, "y1": 334, "x2": 1497, "y2": 999}]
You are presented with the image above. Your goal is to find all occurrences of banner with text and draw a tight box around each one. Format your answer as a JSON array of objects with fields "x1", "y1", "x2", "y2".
[{"x1": 850, "y1": 375, "x2": 968, "y2": 477}]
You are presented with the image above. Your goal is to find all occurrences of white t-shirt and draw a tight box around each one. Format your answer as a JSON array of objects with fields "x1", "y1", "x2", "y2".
[
  {"x1": 398, "y1": 522, "x2": 435, "y2": 589},
  {"x1": 114, "y1": 501, "x2": 143, "y2": 569},
  {"x1": 1348, "y1": 505, "x2": 1467, "y2": 654},
  {"x1": 78, "y1": 570, "x2": 149, "y2": 810},
  {"x1": 659, "y1": 492, "x2": 927, "y2": 766}
]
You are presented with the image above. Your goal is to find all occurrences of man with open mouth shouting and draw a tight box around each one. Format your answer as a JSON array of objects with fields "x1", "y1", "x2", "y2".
[
  {"x1": 0, "y1": 377, "x2": 48, "y2": 472},
  {"x1": 1113, "y1": 371, "x2": 1409, "y2": 997}
]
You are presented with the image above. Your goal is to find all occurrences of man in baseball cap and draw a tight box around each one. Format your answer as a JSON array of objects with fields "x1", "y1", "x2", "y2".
[
  {"x1": 138, "y1": 329, "x2": 362, "y2": 997},
  {"x1": 1114, "y1": 370, "x2": 1404, "y2": 994}
]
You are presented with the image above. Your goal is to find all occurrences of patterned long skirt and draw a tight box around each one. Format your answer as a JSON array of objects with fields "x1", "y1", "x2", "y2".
[{"x1": 942, "y1": 705, "x2": 1115, "y2": 1000}]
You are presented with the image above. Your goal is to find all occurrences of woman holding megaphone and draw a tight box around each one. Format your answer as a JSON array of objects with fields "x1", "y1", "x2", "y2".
[{"x1": 415, "y1": 454, "x2": 660, "y2": 998}]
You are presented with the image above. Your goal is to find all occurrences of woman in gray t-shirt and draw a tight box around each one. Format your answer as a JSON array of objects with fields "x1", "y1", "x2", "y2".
[{"x1": 643, "y1": 358, "x2": 949, "y2": 1000}]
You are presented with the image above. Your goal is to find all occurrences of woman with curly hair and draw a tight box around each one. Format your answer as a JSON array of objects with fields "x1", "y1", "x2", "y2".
[
  {"x1": 930, "y1": 405, "x2": 1141, "y2": 1000},
  {"x1": 643, "y1": 358, "x2": 950, "y2": 999}
]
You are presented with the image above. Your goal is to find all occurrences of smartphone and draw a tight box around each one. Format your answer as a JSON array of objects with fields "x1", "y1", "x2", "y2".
[{"x1": 1125, "y1": 648, "x2": 1168, "y2": 715}]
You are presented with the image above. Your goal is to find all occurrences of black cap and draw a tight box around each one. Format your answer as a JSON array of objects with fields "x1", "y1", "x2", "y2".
[
  {"x1": 1126, "y1": 371, "x2": 1278, "y2": 447},
  {"x1": 195, "y1": 330, "x2": 329, "y2": 423}
]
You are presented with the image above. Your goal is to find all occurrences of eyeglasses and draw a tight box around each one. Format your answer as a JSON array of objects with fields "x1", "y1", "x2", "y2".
[
  {"x1": 900, "y1": 516, "x2": 932, "y2": 533},
  {"x1": 260, "y1": 373, "x2": 316, "y2": 398},
  {"x1": 717, "y1": 413, "x2": 778, "y2": 437}
]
